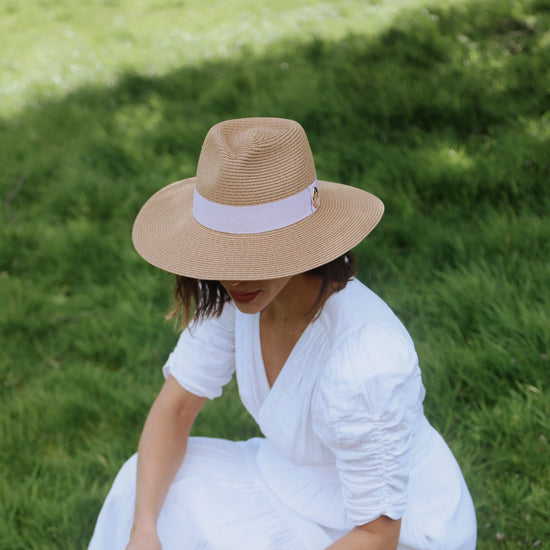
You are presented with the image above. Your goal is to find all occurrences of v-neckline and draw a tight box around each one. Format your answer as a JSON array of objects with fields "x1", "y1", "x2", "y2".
[{"x1": 254, "y1": 312, "x2": 314, "y2": 394}]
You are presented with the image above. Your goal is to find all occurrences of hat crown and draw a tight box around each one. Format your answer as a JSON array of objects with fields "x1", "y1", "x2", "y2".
[{"x1": 195, "y1": 118, "x2": 316, "y2": 206}]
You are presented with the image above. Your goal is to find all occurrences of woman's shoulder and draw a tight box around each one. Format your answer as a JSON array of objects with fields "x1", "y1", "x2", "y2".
[
  {"x1": 180, "y1": 299, "x2": 238, "y2": 342},
  {"x1": 310, "y1": 279, "x2": 419, "y2": 392},
  {"x1": 321, "y1": 278, "x2": 413, "y2": 349},
  {"x1": 313, "y1": 282, "x2": 424, "y2": 424}
]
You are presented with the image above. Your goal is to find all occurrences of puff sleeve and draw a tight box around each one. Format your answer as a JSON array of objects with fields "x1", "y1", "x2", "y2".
[
  {"x1": 312, "y1": 322, "x2": 425, "y2": 526},
  {"x1": 162, "y1": 303, "x2": 236, "y2": 399}
]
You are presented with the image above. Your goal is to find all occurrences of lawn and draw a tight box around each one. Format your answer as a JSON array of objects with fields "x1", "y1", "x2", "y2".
[{"x1": 0, "y1": 0, "x2": 549, "y2": 548}]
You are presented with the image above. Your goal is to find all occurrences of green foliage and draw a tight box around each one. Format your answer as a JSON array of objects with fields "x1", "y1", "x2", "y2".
[{"x1": 1, "y1": 0, "x2": 549, "y2": 548}]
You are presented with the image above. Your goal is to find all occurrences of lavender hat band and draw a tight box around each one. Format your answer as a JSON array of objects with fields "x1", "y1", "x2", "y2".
[{"x1": 192, "y1": 179, "x2": 320, "y2": 234}]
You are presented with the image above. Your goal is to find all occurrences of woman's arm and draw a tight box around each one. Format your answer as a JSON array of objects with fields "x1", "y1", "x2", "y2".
[
  {"x1": 325, "y1": 516, "x2": 401, "y2": 550},
  {"x1": 125, "y1": 375, "x2": 207, "y2": 550}
]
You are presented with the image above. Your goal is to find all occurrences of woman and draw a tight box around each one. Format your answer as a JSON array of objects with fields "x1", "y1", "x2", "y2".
[{"x1": 88, "y1": 117, "x2": 476, "y2": 550}]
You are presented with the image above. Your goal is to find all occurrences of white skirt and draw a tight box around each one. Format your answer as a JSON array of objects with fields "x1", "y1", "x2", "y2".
[
  {"x1": 88, "y1": 437, "x2": 339, "y2": 550},
  {"x1": 88, "y1": 435, "x2": 476, "y2": 550}
]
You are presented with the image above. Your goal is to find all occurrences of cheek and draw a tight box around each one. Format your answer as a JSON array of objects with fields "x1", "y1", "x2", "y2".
[
  {"x1": 262, "y1": 285, "x2": 284, "y2": 302},
  {"x1": 268, "y1": 277, "x2": 293, "y2": 296}
]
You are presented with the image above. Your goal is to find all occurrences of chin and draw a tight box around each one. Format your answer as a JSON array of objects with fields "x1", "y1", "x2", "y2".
[{"x1": 232, "y1": 301, "x2": 263, "y2": 314}]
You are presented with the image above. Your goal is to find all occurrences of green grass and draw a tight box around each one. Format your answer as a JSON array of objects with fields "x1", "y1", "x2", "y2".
[{"x1": 1, "y1": 0, "x2": 549, "y2": 548}]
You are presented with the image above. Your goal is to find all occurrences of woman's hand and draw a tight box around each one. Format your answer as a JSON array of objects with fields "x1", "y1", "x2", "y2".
[
  {"x1": 126, "y1": 377, "x2": 206, "y2": 550},
  {"x1": 125, "y1": 528, "x2": 162, "y2": 550},
  {"x1": 325, "y1": 516, "x2": 401, "y2": 550}
]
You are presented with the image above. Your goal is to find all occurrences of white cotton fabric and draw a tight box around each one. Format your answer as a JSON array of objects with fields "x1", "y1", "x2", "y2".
[{"x1": 89, "y1": 279, "x2": 476, "y2": 550}]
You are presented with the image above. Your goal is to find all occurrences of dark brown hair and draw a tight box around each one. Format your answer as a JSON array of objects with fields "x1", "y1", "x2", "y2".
[{"x1": 168, "y1": 251, "x2": 357, "y2": 328}]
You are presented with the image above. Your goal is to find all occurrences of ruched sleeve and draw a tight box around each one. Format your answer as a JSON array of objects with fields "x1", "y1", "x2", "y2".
[
  {"x1": 312, "y1": 322, "x2": 425, "y2": 526},
  {"x1": 162, "y1": 303, "x2": 236, "y2": 399}
]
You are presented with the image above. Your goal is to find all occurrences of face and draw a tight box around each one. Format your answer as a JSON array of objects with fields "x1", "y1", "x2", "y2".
[{"x1": 219, "y1": 276, "x2": 293, "y2": 314}]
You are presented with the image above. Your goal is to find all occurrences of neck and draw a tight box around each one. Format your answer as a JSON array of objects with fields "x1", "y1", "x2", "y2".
[{"x1": 262, "y1": 272, "x2": 324, "y2": 327}]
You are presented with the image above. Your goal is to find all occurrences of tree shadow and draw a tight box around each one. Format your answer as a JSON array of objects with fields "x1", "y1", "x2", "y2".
[
  {"x1": 1, "y1": 1, "x2": 548, "y2": 230},
  {"x1": 1, "y1": 0, "x2": 548, "y2": 400}
]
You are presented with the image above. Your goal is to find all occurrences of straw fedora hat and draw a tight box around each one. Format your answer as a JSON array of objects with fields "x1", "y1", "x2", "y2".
[{"x1": 132, "y1": 117, "x2": 384, "y2": 280}]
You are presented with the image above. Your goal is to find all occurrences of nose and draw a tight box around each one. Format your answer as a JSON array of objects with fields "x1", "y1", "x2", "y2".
[{"x1": 228, "y1": 281, "x2": 242, "y2": 287}]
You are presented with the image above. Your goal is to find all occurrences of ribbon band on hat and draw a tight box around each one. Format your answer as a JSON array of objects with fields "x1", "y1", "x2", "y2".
[{"x1": 193, "y1": 179, "x2": 320, "y2": 234}]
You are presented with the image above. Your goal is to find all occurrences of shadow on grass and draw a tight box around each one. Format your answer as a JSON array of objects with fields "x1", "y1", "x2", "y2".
[
  {"x1": 0, "y1": 0, "x2": 549, "y2": 548},
  {"x1": 1, "y1": 1, "x2": 548, "y2": 228},
  {"x1": 1, "y1": 0, "x2": 548, "y2": 398}
]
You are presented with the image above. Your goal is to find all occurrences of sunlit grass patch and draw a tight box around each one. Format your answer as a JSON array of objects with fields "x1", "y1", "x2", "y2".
[{"x1": 0, "y1": 0, "x2": 461, "y2": 116}]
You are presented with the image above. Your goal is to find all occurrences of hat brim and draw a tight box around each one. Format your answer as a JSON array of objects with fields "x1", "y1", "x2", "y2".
[{"x1": 132, "y1": 178, "x2": 384, "y2": 280}]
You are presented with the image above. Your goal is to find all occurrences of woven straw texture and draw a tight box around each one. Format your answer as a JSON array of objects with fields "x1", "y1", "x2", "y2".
[{"x1": 132, "y1": 118, "x2": 384, "y2": 280}]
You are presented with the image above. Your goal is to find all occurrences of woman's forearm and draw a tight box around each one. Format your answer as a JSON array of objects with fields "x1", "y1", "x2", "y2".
[
  {"x1": 130, "y1": 376, "x2": 206, "y2": 537},
  {"x1": 325, "y1": 517, "x2": 401, "y2": 550}
]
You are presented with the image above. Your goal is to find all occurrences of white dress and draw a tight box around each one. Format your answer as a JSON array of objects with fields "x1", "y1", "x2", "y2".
[{"x1": 88, "y1": 279, "x2": 476, "y2": 550}]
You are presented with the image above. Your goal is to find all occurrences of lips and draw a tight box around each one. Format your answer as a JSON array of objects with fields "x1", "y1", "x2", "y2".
[{"x1": 229, "y1": 290, "x2": 260, "y2": 303}]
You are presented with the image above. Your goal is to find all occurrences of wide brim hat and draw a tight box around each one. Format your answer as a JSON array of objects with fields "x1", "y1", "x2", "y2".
[{"x1": 132, "y1": 117, "x2": 384, "y2": 280}]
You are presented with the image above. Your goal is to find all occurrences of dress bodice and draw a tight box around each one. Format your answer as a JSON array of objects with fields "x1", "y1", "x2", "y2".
[{"x1": 163, "y1": 278, "x2": 429, "y2": 527}]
